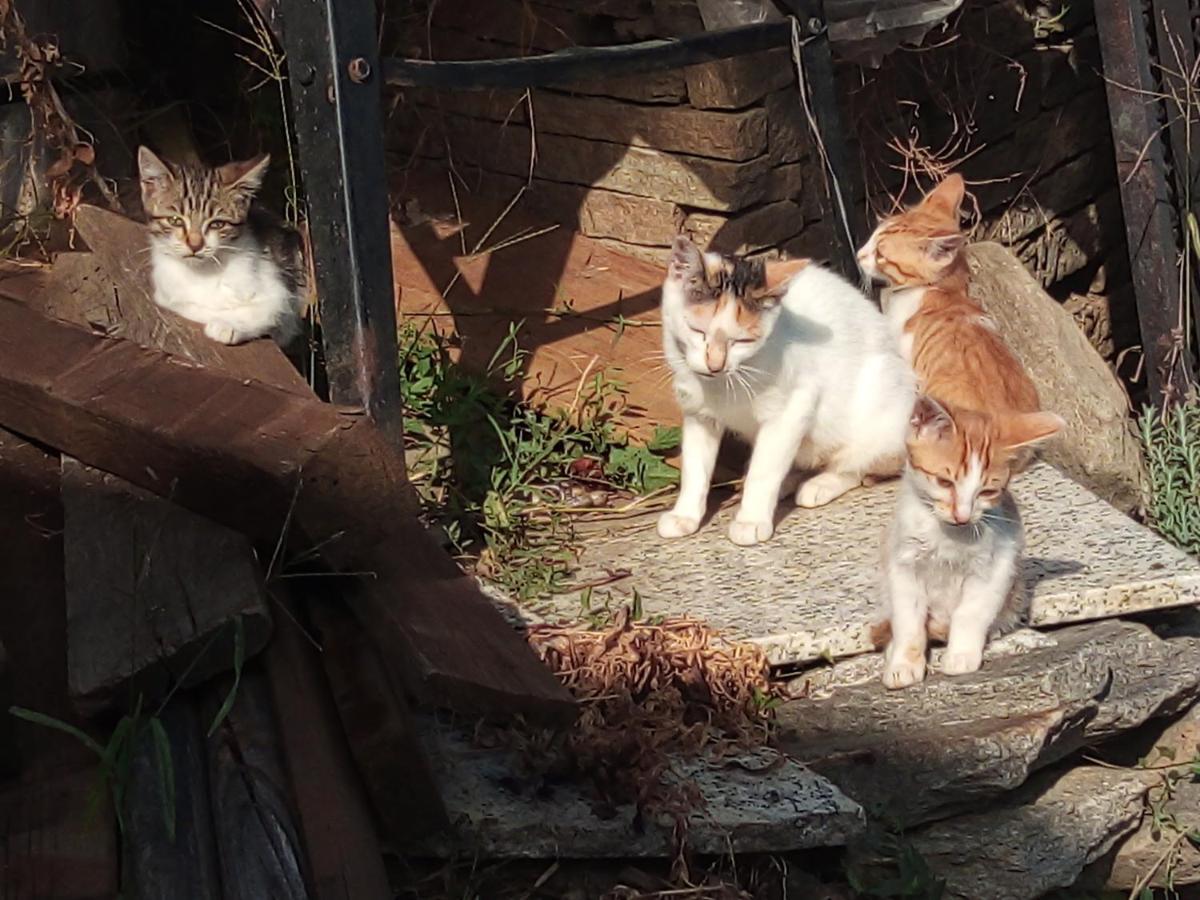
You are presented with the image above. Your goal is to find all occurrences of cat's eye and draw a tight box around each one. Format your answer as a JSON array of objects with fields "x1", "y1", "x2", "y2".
[
  {"x1": 978, "y1": 488, "x2": 1001, "y2": 500},
  {"x1": 168, "y1": 216, "x2": 184, "y2": 227},
  {"x1": 935, "y1": 476, "x2": 954, "y2": 489},
  {"x1": 689, "y1": 326, "x2": 706, "y2": 336},
  {"x1": 207, "y1": 219, "x2": 229, "y2": 230},
  {"x1": 734, "y1": 338, "x2": 756, "y2": 344}
]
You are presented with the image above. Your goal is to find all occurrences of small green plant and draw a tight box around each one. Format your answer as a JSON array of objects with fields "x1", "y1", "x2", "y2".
[
  {"x1": 845, "y1": 830, "x2": 946, "y2": 900},
  {"x1": 399, "y1": 322, "x2": 678, "y2": 598},
  {"x1": 1138, "y1": 403, "x2": 1200, "y2": 555}
]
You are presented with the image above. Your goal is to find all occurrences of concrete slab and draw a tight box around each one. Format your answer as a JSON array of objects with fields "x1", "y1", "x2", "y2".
[
  {"x1": 405, "y1": 720, "x2": 865, "y2": 858},
  {"x1": 491, "y1": 463, "x2": 1200, "y2": 666}
]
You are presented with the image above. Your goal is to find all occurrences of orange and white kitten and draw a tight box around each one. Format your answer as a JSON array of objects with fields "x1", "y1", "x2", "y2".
[
  {"x1": 858, "y1": 175, "x2": 1064, "y2": 687},
  {"x1": 878, "y1": 396, "x2": 1062, "y2": 688}
]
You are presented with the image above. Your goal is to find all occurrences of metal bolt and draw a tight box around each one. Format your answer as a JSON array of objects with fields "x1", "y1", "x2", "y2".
[
  {"x1": 348, "y1": 57, "x2": 371, "y2": 83},
  {"x1": 299, "y1": 64, "x2": 317, "y2": 86},
  {"x1": 807, "y1": 16, "x2": 823, "y2": 33}
]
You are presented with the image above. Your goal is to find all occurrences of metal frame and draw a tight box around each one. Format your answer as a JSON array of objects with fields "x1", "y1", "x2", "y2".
[
  {"x1": 1095, "y1": 0, "x2": 1194, "y2": 403},
  {"x1": 281, "y1": 0, "x2": 404, "y2": 445},
  {"x1": 281, "y1": 0, "x2": 865, "y2": 437}
]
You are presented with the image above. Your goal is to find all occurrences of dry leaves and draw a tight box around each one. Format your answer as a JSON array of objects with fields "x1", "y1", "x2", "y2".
[{"x1": 488, "y1": 607, "x2": 785, "y2": 840}]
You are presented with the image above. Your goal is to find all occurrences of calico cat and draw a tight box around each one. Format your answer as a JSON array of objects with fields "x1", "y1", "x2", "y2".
[
  {"x1": 138, "y1": 146, "x2": 305, "y2": 346},
  {"x1": 876, "y1": 396, "x2": 1062, "y2": 688},
  {"x1": 858, "y1": 174, "x2": 1064, "y2": 687},
  {"x1": 659, "y1": 235, "x2": 915, "y2": 546}
]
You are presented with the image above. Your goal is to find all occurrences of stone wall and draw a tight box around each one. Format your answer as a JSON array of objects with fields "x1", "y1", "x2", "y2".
[{"x1": 385, "y1": 0, "x2": 1135, "y2": 371}]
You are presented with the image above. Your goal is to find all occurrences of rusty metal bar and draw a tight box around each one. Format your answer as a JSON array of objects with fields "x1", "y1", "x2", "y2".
[{"x1": 1095, "y1": 0, "x2": 1191, "y2": 402}]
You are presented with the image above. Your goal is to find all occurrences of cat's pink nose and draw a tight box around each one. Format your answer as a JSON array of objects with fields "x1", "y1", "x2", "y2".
[{"x1": 186, "y1": 234, "x2": 204, "y2": 253}]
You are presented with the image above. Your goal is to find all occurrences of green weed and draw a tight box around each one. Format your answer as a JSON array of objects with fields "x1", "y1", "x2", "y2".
[
  {"x1": 1138, "y1": 403, "x2": 1200, "y2": 555},
  {"x1": 399, "y1": 321, "x2": 678, "y2": 599}
]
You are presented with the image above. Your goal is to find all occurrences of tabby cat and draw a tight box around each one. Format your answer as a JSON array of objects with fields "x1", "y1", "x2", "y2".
[{"x1": 138, "y1": 146, "x2": 305, "y2": 346}]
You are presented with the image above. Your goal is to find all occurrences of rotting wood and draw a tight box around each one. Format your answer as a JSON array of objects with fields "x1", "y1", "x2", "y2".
[
  {"x1": 62, "y1": 459, "x2": 273, "y2": 713},
  {"x1": 124, "y1": 700, "x2": 222, "y2": 900},
  {"x1": 0, "y1": 768, "x2": 119, "y2": 900},
  {"x1": 0, "y1": 299, "x2": 574, "y2": 722},
  {"x1": 203, "y1": 669, "x2": 310, "y2": 899},
  {"x1": 265, "y1": 595, "x2": 399, "y2": 899},
  {"x1": 308, "y1": 594, "x2": 447, "y2": 846}
]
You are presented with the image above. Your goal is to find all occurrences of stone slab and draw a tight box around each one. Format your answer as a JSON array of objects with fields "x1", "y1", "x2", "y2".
[
  {"x1": 493, "y1": 463, "x2": 1200, "y2": 666},
  {"x1": 404, "y1": 720, "x2": 864, "y2": 858}
]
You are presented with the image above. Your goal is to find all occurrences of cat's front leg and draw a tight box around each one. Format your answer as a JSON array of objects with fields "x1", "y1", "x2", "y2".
[
  {"x1": 882, "y1": 562, "x2": 927, "y2": 689},
  {"x1": 942, "y1": 558, "x2": 1017, "y2": 675},
  {"x1": 658, "y1": 413, "x2": 723, "y2": 539},
  {"x1": 729, "y1": 393, "x2": 814, "y2": 546}
]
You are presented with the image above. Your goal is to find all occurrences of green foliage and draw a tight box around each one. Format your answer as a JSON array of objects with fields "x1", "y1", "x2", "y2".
[
  {"x1": 399, "y1": 322, "x2": 678, "y2": 598},
  {"x1": 1138, "y1": 403, "x2": 1200, "y2": 555},
  {"x1": 845, "y1": 831, "x2": 946, "y2": 900}
]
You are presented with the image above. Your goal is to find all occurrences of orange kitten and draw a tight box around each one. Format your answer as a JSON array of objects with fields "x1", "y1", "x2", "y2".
[
  {"x1": 858, "y1": 175, "x2": 1064, "y2": 687},
  {"x1": 857, "y1": 174, "x2": 1041, "y2": 424}
]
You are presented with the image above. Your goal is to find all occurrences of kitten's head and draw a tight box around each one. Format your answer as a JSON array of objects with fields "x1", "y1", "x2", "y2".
[
  {"x1": 662, "y1": 235, "x2": 807, "y2": 377},
  {"x1": 857, "y1": 174, "x2": 965, "y2": 287},
  {"x1": 905, "y1": 395, "x2": 1063, "y2": 525},
  {"x1": 138, "y1": 146, "x2": 269, "y2": 261}
]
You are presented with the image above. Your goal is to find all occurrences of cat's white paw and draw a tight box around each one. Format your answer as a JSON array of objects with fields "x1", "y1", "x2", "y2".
[
  {"x1": 728, "y1": 518, "x2": 773, "y2": 546},
  {"x1": 204, "y1": 320, "x2": 245, "y2": 345},
  {"x1": 882, "y1": 657, "x2": 926, "y2": 689},
  {"x1": 657, "y1": 512, "x2": 700, "y2": 539},
  {"x1": 941, "y1": 648, "x2": 983, "y2": 675},
  {"x1": 796, "y1": 472, "x2": 860, "y2": 508}
]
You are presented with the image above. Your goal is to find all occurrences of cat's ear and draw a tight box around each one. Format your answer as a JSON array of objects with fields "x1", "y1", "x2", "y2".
[
  {"x1": 925, "y1": 232, "x2": 964, "y2": 263},
  {"x1": 1001, "y1": 410, "x2": 1065, "y2": 449},
  {"x1": 218, "y1": 154, "x2": 270, "y2": 196},
  {"x1": 909, "y1": 395, "x2": 955, "y2": 441},
  {"x1": 761, "y1": 257, "x2": 808, "y2": 298},
  {"x1": 668, "y1": 235, "x2": 704, "y2": 283},
  {"x1": 137, "y1": 146, "x2": 173, "y2": 200},
  {"x1": 921, "y1": 174, "x2": 965, "y2": 218}
]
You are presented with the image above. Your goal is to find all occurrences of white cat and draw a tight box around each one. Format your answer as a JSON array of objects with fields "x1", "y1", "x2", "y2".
[
  {"x1": 658, "y1": 236, "x2": 916, "y2": 546},
  {"x1": 138, "y1": 146, "x2": 305, "y2": 346}
]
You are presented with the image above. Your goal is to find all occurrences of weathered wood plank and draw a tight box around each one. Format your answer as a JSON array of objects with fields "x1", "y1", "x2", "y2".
[
  {"x1": 308, "y1": 594, "x2": 447, "y2": 845},
  {"x1": 0, "y1": 299, "x2": 574, "y2": 722},
  {"x1": 0, "y1": 768, "x2": 119, "y2": 900},
  {"x1": 62, "y1": 459, "x2": 273, "y2": 712},
  {"x1": 265, "y1": 597, "x2": 398, "y2": 898},
  {"x1": 124, "y1": 700, "x2": 222, "y2": 900},
  {"x1": 204, "y1": 670, "x2": 310, "y2": 899}
]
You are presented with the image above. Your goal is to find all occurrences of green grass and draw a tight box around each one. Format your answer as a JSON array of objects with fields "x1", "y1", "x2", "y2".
[
  {"x1": 1138, "y1": 402, "x2": 1200, "y2": 555},
  {"x1": 399, "y1": 321, "x2": 679, "y2": 599}
]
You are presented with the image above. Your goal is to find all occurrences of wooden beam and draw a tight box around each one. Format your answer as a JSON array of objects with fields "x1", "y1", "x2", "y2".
[
  {"x1": 383, "y1": 21, "x2": 796, "y2": 89},
  {"x1": 62, "y1": 459, "x2": 274, "y2": 713},
  {"x1": 265, "y1": 596, "x2": 399, "y2": 899},
  {"x1": 0, "y1": 298, "x2": 573, "y2": 722}
]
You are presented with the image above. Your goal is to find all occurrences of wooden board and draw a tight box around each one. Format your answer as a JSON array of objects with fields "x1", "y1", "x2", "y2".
[
  {"x1": 0, "y1": 298, "x2": 573, "y2": 721},
  {"x1": 62, "y1": 459, "x2": 273, "y2": 712},
  {"x1": 0, "y1": 768, "x2": 118, "y2": 899},
  {"x1": 265, "y1": 597, "x2": 399, "y2": 899},
  {"x1": 124, "y1": 700, "x2": 222, "y2": 900},
  {"x1": 203, "y1": 670, "x2": 310, "y2": 899}
]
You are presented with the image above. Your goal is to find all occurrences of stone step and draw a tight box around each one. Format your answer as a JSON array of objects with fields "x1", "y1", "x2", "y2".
[
  {"x1": 493, "y1": 463, "x2": 1200, "y2": 666},
  {"x1": 403, "y1": 718, "x2": 865, "y2": 858}
]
